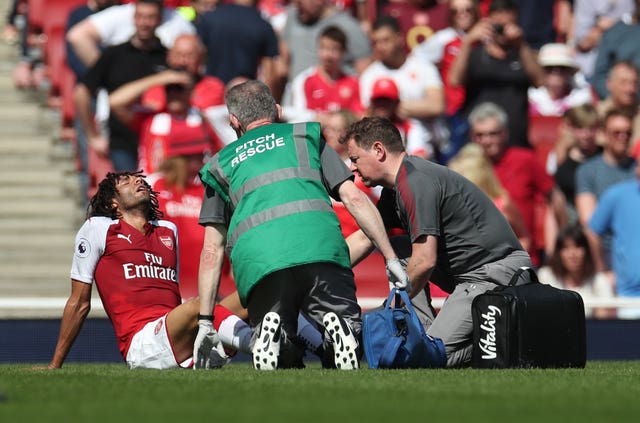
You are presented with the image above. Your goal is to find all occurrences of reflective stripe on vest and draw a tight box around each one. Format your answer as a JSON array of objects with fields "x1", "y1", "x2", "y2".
[
  {"x1": 227, "y1": 198, "x2": 333, "y2": 252},
  {"x1": 209, "y1": 122, "x2": 329, "y2": 251}
]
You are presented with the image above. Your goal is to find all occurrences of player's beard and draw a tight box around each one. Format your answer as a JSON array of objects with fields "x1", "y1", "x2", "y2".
[{"x1": 118, "y1": 190, "x2": 152, "y2": 215}]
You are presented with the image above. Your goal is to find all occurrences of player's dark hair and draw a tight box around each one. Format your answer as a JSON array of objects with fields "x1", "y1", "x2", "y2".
[
  {"x1": 548, "y1": 224, "x2": 595, "y2": 280},
  {"x1": 319, "y1": 25, "x2": 348, "y2": 51},
  {"x1": 340, "y1": 117, "x2": 405, "y2": 153},
  {"x1": 372, "y1": 15, "x2": 401, "y2": 34},
  {"x1": 88, "y1": 170, "x2": 163, "y2": 221}
]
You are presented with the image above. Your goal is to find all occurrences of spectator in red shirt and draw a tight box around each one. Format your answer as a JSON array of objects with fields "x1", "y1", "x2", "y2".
[
  {"x1": 469, "y1": 101, "x2": 567, "y2": 264},
  {"x1": 282, "y1": 25, "x2": 364, "y2": 124}
]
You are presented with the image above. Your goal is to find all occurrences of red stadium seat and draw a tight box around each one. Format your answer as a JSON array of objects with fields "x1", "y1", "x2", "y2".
[
  {"x1": 25, "y1": 0, "x2": 47, "y2": 57},
  {"x1": 59, "y1": 64, "x2": 78, "y2": 146},
  {"x1": 41, "y1": 0, "x2": 86, "y2": 35},
  {"x1": 41, "y1": 0, "x2": 86, "y2": 89},
  {"x1": 27, "y1": 0, "x2": 46, "y2": 32},
  {"x1": 60, "y1": 66, "x2": 76, "y2": 124},
  {"x1": 528, "y1": 115, "x2": 562, "y2": 263},
  {"x1": 44, "y1": 26, "x2": 67, "y2": 93},
  {"x1": 528, "y1": 115, "x2": 562, "y2": 168}
]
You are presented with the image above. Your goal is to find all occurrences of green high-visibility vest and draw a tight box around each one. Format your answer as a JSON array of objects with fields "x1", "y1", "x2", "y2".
[{"x1": 200, "y1": 122, "x2": 350, "y2": 305}]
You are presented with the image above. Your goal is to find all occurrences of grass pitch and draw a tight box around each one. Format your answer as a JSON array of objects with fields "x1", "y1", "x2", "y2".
[{"x1": 1, "y1": 361, "x2": 638, "y2": 422}]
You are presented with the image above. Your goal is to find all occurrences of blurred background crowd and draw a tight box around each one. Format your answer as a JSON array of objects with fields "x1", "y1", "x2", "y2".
[{"x1": 3, "y1": 0, "x2": 640, "y2": 318}]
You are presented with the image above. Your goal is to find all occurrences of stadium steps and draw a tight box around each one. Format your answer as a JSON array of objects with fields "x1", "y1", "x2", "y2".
[{"x1": 0, "y1": 11, "x2": 87, "y2": 318}]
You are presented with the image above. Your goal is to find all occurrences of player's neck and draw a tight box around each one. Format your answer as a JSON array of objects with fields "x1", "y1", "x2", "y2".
[{"x1": 121, "y1": 212, "x2": 149, "y2": 233}]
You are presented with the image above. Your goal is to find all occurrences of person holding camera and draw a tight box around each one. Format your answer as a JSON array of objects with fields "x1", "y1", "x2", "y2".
[{"x1": 449, "y1": 0, "x2": 544, "y2": 148}]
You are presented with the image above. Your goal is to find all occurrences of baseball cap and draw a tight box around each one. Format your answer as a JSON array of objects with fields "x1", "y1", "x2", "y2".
[
  {"x1": 538, "y1": 43, "x2": 579, "y2": 70},
  {"x1": 165, "y1": 132, "x2": 213, "y2": 158},
  {"x1": 371, "y1": 77, "x2": 400, "y2": 101}
]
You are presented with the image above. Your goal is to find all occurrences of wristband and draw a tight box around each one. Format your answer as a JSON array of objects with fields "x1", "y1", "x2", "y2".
[{"x1": 198, "y1": 314, "x2": 214, "y2": 322}]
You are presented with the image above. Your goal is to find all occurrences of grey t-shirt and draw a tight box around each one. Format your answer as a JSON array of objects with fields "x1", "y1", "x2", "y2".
[
  {"x1": 282, "y1": 6, "x2": 371, "y2": 81},
  {"x1": 575, "y1": 154, "x2": 636, "y2": 199},
  {"x1": 377, "y1": 156, "x2": 523, "y2": 291},
  {"x1": 199, "y1": 134, "x2": 353, "y2": 225}
]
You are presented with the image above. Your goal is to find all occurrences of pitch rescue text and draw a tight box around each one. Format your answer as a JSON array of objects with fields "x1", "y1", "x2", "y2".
[{"x1": 231, "y1": 132, "x2": 285, "y2": 167}]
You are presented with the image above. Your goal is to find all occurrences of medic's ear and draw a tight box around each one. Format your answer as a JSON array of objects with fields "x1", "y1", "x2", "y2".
[
  {"x1": 229, "y1": 114, "x2": 240, "y2": 129},
  {"x1": 372, "y1": 140, "x2": 386, "y2": 159}
]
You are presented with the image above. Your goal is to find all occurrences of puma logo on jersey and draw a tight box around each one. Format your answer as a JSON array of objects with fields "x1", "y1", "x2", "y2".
[{"x1": 117, "y1": 233, "x2": 132, "y2": 244}]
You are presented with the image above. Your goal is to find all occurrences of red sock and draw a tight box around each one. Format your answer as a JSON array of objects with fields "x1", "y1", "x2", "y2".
[{"x1": 212, "y1": 304, "x2": 235, "y2": 332}]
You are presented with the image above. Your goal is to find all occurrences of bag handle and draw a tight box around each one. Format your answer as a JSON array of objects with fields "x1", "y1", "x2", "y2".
[
  {"x1": 507, "y1": 266, "x2": 540, "y2": 286},
  {"x1": 384, "y1": 288, "x2": 427, "y2": 337}
]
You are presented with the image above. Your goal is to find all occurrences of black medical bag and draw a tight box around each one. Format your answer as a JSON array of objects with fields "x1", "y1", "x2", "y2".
[{"x1": 471, "y1": 267, "x2": 586, "y2": 368}]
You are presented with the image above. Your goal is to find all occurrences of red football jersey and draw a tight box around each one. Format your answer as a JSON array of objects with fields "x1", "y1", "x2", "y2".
[
  {"x1": 289, "y1": 67, "x2": 364, "y2": 115},
  {"x1": 71, "y1": 217, "x2": 181, "y2": 359}
]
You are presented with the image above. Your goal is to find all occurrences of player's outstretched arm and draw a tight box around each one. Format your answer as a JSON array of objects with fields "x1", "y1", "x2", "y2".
[
  {"x1": 194, "y1": 224, "x2": 228, "y2": 369},
  {"x1": 47, "y1": 280, "x2": 92, "y2": 369}
]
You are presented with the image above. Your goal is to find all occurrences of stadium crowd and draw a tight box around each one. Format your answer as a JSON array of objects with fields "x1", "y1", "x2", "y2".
[{"x1": 5, "y1": 0, "x2": 640, "y2": 368}]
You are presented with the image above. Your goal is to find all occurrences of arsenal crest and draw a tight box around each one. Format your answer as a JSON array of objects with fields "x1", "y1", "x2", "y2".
[{"x1": 159, "y1": 236, "x2": 174, "y2": 250}]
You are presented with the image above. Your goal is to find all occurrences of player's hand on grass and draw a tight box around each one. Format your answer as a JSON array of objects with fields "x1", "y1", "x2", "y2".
[
  {"x1": 193, "y1": 320, "x2": 229, "y2": 369},
  {"x1": 386, "y1": 258, "x2": 410, "y2": 291}
]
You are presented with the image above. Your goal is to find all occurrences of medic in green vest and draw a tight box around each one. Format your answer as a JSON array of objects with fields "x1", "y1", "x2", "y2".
[{"x1": 193, "y1": 80, "x2": 409, "y2": 370}]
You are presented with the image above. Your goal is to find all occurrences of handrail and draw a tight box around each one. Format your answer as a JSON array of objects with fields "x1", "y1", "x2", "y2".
[{"x1": 1, "y1": 296, "x2": 640, "y2": 315}]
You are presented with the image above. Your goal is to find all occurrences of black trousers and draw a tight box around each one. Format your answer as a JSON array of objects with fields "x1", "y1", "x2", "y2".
[{"x1": 246, "y1": 262, "x2": 362, "y2": 368}]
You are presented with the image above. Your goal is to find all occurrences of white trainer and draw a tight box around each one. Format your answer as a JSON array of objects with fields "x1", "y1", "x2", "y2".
[
  {"x1": 323, "y1": 312, "x2": 359, "y2": 370},
  {"x1": 252, "y1": 312, "x2": 281, "y2": 370}
]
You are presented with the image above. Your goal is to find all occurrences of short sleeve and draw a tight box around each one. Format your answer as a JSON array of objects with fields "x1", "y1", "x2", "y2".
[
  {"x1": 199, "y1": 184, "x2": 229, "y2": 226},
  {"x1": 90, "y1": 4, "x2": 132, "y2": 46},
  {"x1": 574, "y1": 160, "x2": 594, "y2": 195},
  {"x1": 70, "y1": 218, "x2": 110, "y2": 283},
  {"x1": 262, "y1": 21, "x2": 279, "y2": 58},
  {"x1": 319, "y1": 140, "x2": 354, "y2": 200}
]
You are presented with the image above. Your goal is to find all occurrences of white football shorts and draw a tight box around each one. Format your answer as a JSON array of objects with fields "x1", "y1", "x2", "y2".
[{"x1": 126, "y1": 314, "x2": 192, "y2": 369}]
